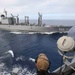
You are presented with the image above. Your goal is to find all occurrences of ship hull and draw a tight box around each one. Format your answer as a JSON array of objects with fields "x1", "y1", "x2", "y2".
[{"x1": 0, "y1": 25, "x2": 72, "y2": 33}]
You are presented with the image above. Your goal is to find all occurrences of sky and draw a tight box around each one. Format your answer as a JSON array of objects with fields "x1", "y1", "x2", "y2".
[{"x1": 0, "y1": 0, "x2": 75, "y2": 20}]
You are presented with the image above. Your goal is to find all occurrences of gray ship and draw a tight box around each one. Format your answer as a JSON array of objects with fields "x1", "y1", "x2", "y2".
[{"x1": 0, "y1": 10, "x2": 72, "y2": 33}]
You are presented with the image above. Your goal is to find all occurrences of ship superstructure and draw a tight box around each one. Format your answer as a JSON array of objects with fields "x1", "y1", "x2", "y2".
[{"x1": 0, "y1": 10, "x2": 72, "y2": 33}]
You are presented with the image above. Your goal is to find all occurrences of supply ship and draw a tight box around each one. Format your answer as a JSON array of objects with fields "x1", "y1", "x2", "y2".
[{"x1": 0, "y1": 10, "x2": 72, "y2": 33}]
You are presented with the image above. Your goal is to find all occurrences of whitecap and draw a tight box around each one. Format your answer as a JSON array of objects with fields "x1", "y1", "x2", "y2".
[
  {"x1": 16, "y1": 56, "x2": 25, "y2": 61},
  {"x1": 10, "y1": 31, "x2": 22, "y2": 34},
  {"x1": 29, "y1": 58, "x2": 35, "y2": 62},
  {"x1": 7, "y1": 50, "x2": 14, "y2": 57}
]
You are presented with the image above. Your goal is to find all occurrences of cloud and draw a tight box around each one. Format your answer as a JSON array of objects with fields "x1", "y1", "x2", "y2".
[
  {"x1": 0, "y1": 0, "x2": 75, "y2": 19},
  {"x1": 0, "y1": 0, "x2": 17, "y2": 7}
]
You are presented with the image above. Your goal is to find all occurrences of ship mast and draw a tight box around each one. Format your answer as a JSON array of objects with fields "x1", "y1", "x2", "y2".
[
  {"x1": 4, "y1": 9, "x2": 7, "y2": 18},
  {"x1": 25, "y1": 16, "x2": 29, "y2": 25},
  {"x1": 38, "y1": 13, "x2": 42, "y2": 26},
  {"x1": 11, "y1": 14, "x2": 19, "y2": 25}
]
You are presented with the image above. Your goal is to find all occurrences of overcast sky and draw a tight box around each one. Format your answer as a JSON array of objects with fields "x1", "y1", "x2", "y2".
[{"x1": 0, "y1": 0, "x2": 75, "y2": 20}]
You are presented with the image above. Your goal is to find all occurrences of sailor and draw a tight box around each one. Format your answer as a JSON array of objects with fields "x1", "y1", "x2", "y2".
[{"x1": 35, "y1": 53, "x2": 58, "y2": 75}]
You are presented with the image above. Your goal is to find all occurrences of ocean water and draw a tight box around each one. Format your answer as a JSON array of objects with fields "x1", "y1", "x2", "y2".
[
  {"x1": 0, "y1": 20, "x2": 75, "y2": 75},
  {"x1": 21, "y1": 19, "x2": 75, "y2": 26}
]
